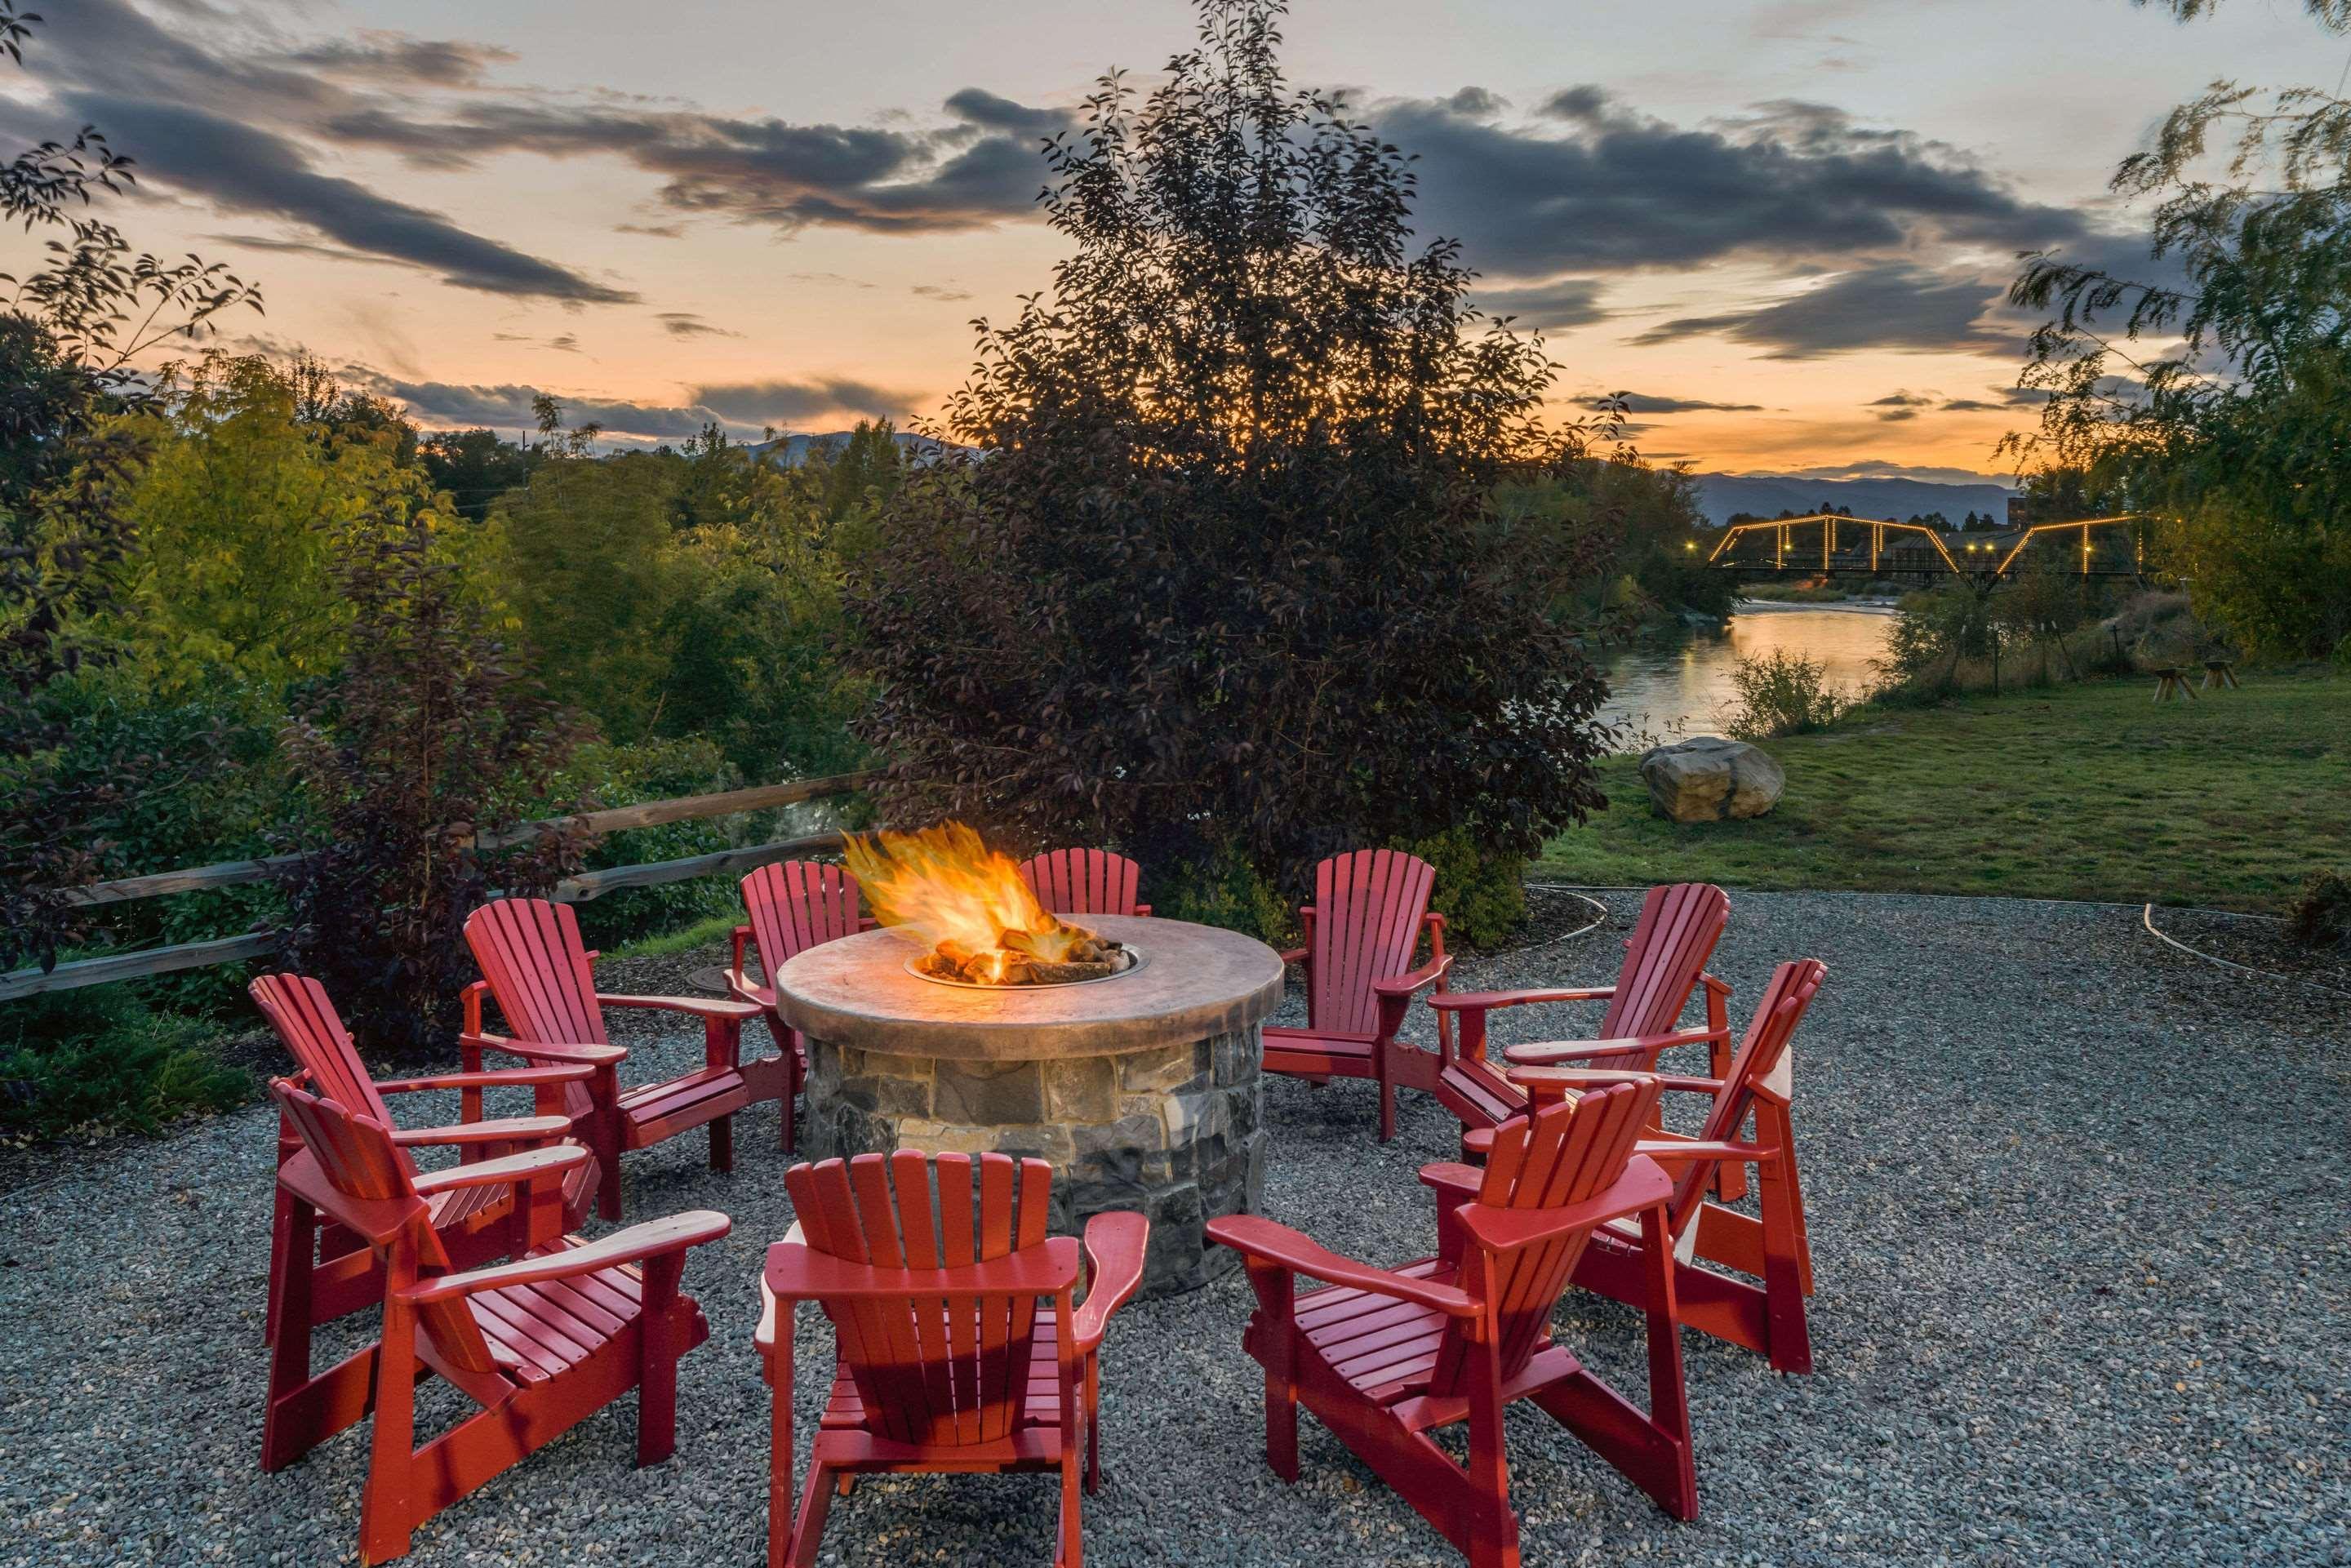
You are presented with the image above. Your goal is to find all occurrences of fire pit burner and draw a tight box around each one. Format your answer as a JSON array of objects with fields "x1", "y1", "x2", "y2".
[{"x1": 906, "y1": 944, "x2": 1148, "y2": 989}]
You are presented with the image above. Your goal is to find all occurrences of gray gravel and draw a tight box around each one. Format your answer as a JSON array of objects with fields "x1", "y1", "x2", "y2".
[{"x1": 2, "y1": 890, "x2": 2345, "y2": 1566}]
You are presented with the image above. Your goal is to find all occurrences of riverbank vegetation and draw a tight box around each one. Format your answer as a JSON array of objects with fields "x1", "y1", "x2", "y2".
[{"x1": 1543, "y1": 664, "x2": 2346, "y2": 911}]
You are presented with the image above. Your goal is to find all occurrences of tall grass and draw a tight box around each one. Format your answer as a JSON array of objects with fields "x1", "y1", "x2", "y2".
[{"x1": 1718, "y1": 650, "x2": 1854, "y2": 740}]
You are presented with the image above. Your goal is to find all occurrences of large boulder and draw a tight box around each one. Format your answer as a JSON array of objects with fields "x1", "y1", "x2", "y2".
[{"x1": 1639, "y1": 735, "x2": 1784, "y2": 822}]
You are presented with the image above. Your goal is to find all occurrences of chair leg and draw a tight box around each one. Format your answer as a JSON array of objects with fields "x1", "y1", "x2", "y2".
[
  {"x1": 1375, "y1": 1060, "x2": 1398, "y2": 1144},
  {"x1": 593, "y1": 1077, "x2": 624, "y2": 1222},
  {"x1": 358, "y1": 1304, "x2": 419, "y2": 1565},
  {"x1": 785, "y1": 1459, "x2": 838, "y2": 1568},
  {"x1": 1058, "y1": 1431, "x2": 1085, "y2": 1568},
  {"x1": 710, "y1": 1112, "x2": 735, "y2": 1175},
  {"x1": 1084, "y1": 1355, "x2": 1102, "y2": 1494},
  {"x1": 637, "y1": 1258, "x2": 683, "y2": 1466},
  {"x1": 264, "y1": 1185, "x2": 295, "y2": 1346}
]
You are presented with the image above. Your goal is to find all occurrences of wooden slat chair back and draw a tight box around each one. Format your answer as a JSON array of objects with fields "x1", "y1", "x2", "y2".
[
  {"x1": 1261, "y1": 849, "x2": 1453, "y2": 1143},
  {"x1": 465, "y1": 896, "x2": 776, "y2": 1219},
  {"x1": 1308, "y1": 849, "x2": 1436, "y2": 1037},
  {"x1": 250, "y1": 973, "x2": 593, "y2": 1344},
  {"x1": 761, "y1": 1150, "x2": 1150, "y2": 1566},
  {"x1": 728, "y1": 862, "x2": 866, "y2": 1154},
  {"x1": 264, "y1": 1077, "x2": 728, "y2": 1564},
  {"x1": 1433, "y1": 1079, "x2": 1656, "y2": 1392},
  {"x1": 1017, "y1": 849, "x2": 1149, "y2": 917},
  {"x1": 1207, "y1": 1080, "x2": 1698, "y2": 1565},
  {"x1": 1596, "y1": 883, "x2": 1732, "y2": 1045},
  {"x1": 1438, "y1": 883, "x2": 1731, "y2": 1157},
  {"x1": 792, "y1": 1150, "x2": 1051, "y2": 1448},
  {"x1": 1508, "y1": 957, "x2": 1827, "y2": 1374}
]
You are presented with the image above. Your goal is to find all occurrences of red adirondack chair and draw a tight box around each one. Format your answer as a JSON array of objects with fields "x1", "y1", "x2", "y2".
[
  {"x1": 725, "y1": 861, "x2": 869, "y2": 1151},
  {"x1": 464, "y1": 897, "x2": 779, "y2": 1219},
  {"x1": 1016, "y1": 848, "x2": 1151, "y2": 917},
  {"x1": 1433, "y1": 883, "x2": 1733, "y2": 1156},
  {"x1": 1260, "y1": 849, "x2": 1452, "y2": 1142},
  {"x1": 262, "y1": 1077, "x2": 729, "y2": 1564},
  {"x1": 1207, "y1": 1079, "x2": 1695, "y2": 1566},
  {"x1": 1505, "y1": 957, "x2": 1825, "y2": 1374},
  {"x1": 251, "y1": 972, "x2": 598, "y2": 1343},
  {"x1": 757, "y1": 1150, "x2": 1149, "y2": 1568}
]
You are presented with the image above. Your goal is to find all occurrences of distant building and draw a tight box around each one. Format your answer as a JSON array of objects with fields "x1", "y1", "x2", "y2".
[{"x1": 2006, "y1": 494, "x2": 2034, "y2": 528}]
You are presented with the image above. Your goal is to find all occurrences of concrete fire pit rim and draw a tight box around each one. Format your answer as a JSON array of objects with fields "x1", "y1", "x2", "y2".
[{"x1": 771, "y1": 914, "x2": 1286, "y2": 1061}]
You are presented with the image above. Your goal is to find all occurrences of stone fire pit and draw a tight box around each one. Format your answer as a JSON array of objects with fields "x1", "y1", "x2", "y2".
[{"x1": 772, "y1": 913, "x2": 1284, "y2": 1295}]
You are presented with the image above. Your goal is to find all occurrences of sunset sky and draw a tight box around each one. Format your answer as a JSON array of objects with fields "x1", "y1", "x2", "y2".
[{"x1": 0, "y1": 0, "x2": 2331, "y2": 480}]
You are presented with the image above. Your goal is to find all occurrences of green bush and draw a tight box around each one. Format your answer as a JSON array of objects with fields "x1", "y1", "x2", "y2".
[
  {"x1": 0, "y1": 988, "x2": 248, "y2": 1137},
  {"x1": 1401, "y1": 827, "x2": 1527, "y2": 949},
  {"x1": 556, "y1": 736, "x2": 741, "y2": 950},
  {"x1": 2287, "y1": 869, "x2": 2351, "y2": 951},
  {"x1": 1720, "y1": 651, "x2": 1851, "y2": 740},
  {"x1": 1153, "y1": 845, "x2": 1295, "y2": 948}
]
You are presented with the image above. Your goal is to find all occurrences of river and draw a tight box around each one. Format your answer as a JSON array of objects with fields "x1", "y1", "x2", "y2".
[{"x1": 1595, "y1": 601, "x2": 1899, "y2": 752}]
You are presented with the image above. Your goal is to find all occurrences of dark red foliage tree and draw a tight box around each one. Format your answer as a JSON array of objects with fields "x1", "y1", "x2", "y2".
[
  {"x1": 846, "y1": 0, "x2": 1614, "y2": 902},
  {"x1": 274, "y1": 520, "x2": 587, "y2": 1058}
]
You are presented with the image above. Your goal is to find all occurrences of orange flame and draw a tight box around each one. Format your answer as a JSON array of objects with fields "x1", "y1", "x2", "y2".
[{"x1": 843, "y1": 822, "x2": 1095, "y2": 981}]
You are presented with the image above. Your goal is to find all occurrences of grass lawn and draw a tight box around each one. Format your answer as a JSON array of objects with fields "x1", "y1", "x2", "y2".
[{"x1": 1537, "y1": 664, "x2": 2348, "y2": 913}]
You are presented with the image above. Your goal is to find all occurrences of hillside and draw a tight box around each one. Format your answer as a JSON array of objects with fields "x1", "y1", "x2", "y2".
[{"x1": 1690, "y1": 472, "x2": 2015, "y2": 526}]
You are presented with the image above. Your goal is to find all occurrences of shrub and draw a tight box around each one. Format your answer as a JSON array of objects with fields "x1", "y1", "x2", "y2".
[
  {"x1": 1152, "y1": 843, "x2": 1296, "y2": 948},
  {"x1": 0, "y1": 988, "x2": 247, "y2": 1137},
  {"x1": 1401, "y1": 827, "x2": 1527, "y2": 948},
  {"x1": 847, "y1": 0, "x2": 1613, "y2": 909},
  {"x1": 558, "y1": 736, "x2": 741, "y2": 950},
  {"x1": 274, "y1": 518, "x2": 588, "y2": 1060},
  {"x1": 1720, "y1": 651, "x2": 1851, "y2": 740},
  {"x1": 2287, "y1": 869, "x2": 2351, "y2": 951}
]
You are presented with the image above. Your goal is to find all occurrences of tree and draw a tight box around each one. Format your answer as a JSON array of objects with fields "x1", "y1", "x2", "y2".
[
  {"x1": 103, "y1": 353, "x2": 451, "y2": 691},
  {"x1": 844, "y1": 0, "x2": 1613, "y2": 929},
  {"x1": 0, "y1": 2, "x2": 260, "y2": 972},
  {"x1": 2005, "y1": 0, "x2": 2351, "y2": 659},
  {"x1": 275, "y1": 517, "x2": 586, "y2": 1057},
  {"x1": 420, "y1": 428, "x2": 540, "y2": 522}
]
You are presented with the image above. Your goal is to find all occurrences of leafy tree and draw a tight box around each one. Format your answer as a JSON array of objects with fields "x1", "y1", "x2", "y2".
[
  {"x1": 420, "y1": 428, "x2": 540, "y2": 523},
  {"x1": 275, "y1": 517, "x2": 586, "y2": 1058},
  {"x1": 844, "y1": 0, "x2": 1613, "y2": 929},
  {"x1": 0, "y1": 2, "x2": 258, "y2": 972},
  {"x1": 104, "y1": 353, "x2": 452, "y2": 691},
  {"x1": 2005, "y1": 0, "x2": 2351, "y2": 659}
]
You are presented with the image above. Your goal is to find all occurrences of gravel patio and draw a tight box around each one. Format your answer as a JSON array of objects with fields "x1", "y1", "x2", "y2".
[{"x1": 2, "y1": 889, "x2": 2344, "y2": 1566}]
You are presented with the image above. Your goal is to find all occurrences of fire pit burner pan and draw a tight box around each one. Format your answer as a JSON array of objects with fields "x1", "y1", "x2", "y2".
[{"x1": 904, "y1": 945, "x2": 1148, "y2": 989}]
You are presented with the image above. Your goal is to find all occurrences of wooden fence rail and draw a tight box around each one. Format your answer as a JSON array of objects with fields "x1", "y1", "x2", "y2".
[{"x1": 2, "y1": 771, "x2": 878, "y2": 1002}]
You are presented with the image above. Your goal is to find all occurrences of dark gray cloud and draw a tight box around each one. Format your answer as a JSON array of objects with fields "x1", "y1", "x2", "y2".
[
  {"x1": 15, "y1": 0, "x2": 634, "y2": 304},
  {"x1": 1868, "y1": 391, "x2": 1933, "y2": 407},
  {"x1": 910, "y1": 284, "x2": 976, "y2": 302},
  {"x1": 691, "y1": 377, "x2": 922, "y2": 424},
  {"x1": 1793, "y1": 460, "x2": 2015, "y2": 485},
  {"x1": 68, "y1": 94, "x2": 637, "y2": 304},
  {"x1": 1626, "y1": 264, "x2": 2007, "y2": 358},
  {"x1": 1578, "y1": 392, "x2": 1766, "y2": 413},
  {"x1": 355, "y1": 375, "x2": 741, "y2": 441},
  {"x1": 1473, "y1": 276, "x2": 1608, "y2": 331},
  {"x1": 1383, "y1": 87, "x2": 2093, "y2": 277},
  {"x1": 656, "y1": 313, "x2": 741, "y2": 340}
]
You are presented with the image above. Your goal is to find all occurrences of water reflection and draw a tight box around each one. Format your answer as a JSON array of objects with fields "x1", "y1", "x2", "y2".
[{"x1": 1596, "y1": 602, "x2": 1897, "y2": 752}]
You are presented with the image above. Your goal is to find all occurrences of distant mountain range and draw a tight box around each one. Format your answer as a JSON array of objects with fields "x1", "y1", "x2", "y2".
[
  {"x1": 741, "y1": 430, "x2": 958, "y2": 465},
  {"x1": 1689, "y1": 473, "x2": 2015, "y2": 527}
]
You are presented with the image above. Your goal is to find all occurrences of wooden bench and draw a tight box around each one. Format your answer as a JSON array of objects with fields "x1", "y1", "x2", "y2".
[
  {"x1": 2201, "y1": 659, "x2": 2241, "y2": 691},
  {"x1": 2153, "y1": 666, "x2": 2198, "y2": 702}
]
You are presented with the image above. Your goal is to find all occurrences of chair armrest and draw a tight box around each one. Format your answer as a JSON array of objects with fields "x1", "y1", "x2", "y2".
[
  {"x1": 461, "y1": 1031, "x2": 626, "y2": 1068},
  {"x1": 389, "y1": 1113, "x2": 572, "y2": 1149},
  {"x1": 403, "y1": 1210, "x2": 734, "y2": 1305},
  {"x1": 765, "y1": 1236, "x2": 1081, "y2": 1302},
  {"x1": 731, "y1": 924, "x2": 753, "y2": 979},
  {"x1": 596, "y1": 993, "x2": 763, "y2": 1023},
  {"x1": 1418, "y1": 1161, "x2": 1483, "y2": 1206},
  {"x1": 1501, "y1": 1024, "x2": 1727, "y2": 1067},
  {"x1": 1371, "y1": 954, "x2": 1453, "y2": 1000},
  {"x1": 411, "y1": 1144, "x2": 589, "y2": 1197},
  {"x1": 1072, "y1": 1211, "x2": 1149, "y2": 1353},
  {"x1": 1506, "y1": 1066, "x2": 1723, "y2": 1096},
  {"x1": 1204, "y1": 1216, "x2": 1478, "y2": 1317},
  {"x1": 1633, "y1": 1138, "x2": 1777, "y2": 1166},
  {"x1": 376, "y1": 1064, "x2": 594, "y2": 1095},
  {"x1": 1275, "y1": 945, "x2": 1309, "y2": 967},
  {"x1": 1428, "y1": 987, "x2": 1614, "y2": 1015},
  {"x1": 1131, "y1": 903, "x2": 1153, "y2": 917},
  {"x1": 1455, "y1": 1157, "x2": 1673, "y2": 1252}
]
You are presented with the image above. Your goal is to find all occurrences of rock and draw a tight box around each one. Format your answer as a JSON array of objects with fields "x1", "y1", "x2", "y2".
[{"x1": 1639, "y1": 735, "x2": 1784, "y2": 821}]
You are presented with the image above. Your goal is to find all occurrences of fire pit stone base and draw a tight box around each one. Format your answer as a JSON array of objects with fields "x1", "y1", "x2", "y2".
[{"x1": 804, "y1": 1025, "x2": 1265, "y2": 1296}]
